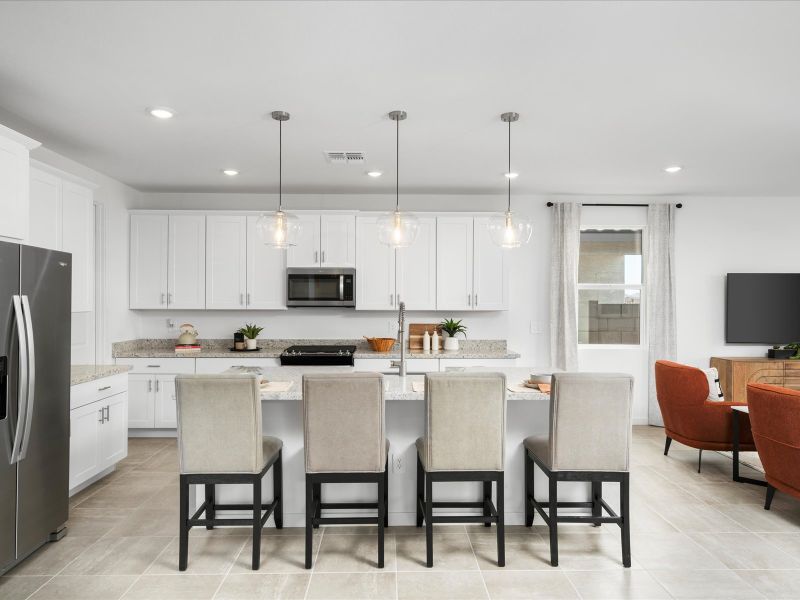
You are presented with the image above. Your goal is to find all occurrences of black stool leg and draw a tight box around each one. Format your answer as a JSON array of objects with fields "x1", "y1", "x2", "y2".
[
  {"x1": 416, "y1": 456, "x2": 424, "y2": 528},
  {"x1": 179, "y1": 475, "x2": 189, "y2": 571},
  {"x1": 524, "y1": 451, "x2": 534, "y2": 527},
  {"x1": 496, "y1": 473, "x2": 505, "y2": 567},
  {"x1": 377, "y1": 475, "x2": 386, "y2": 568},
  {"x1": 313, "y1": 482, "x2": 321, "y2": 529},
  {"x1": 698, "y1": 449, "x2": 703, "y2": 473},
  {"x1": 425, "y1": 471, "x2": 434, "y2": 568},
  {"x1": 252, "y1": 478, "x2": 262, "y2": 570},
  {"x1": 765, "y1": 484, "x2": 776, "y2": 510},
  {"x1": 548, "y1": 476, "x2": 559, "y2": 567},
  {"x1": 664, "y1": 436, "x2": 672, "y2": 456},
  {"x1": 483, "y1": 480, "x2": 492, "y2": 527},
  {"x1": 591, "y1": 481, "x2": 602, "y2": 527},
  {"x1": 273, "y1": 451, "x2": 283, "y2": 529},
  {"x1": 305, "y1": 475, "x2": 313, "y2": 569},
  {"x1": 384, "y1": 458, "x2": 390, "y2": 528},
  {"x1": 621, "y1": 473, "x2": 631, "y2": 568},
  {"x1": 205, "y1": 484, "x2": 215, "y2": 530}
]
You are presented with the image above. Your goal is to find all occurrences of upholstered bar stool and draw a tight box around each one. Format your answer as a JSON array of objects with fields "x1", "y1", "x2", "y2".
[
  {"x1": 524, "y1": 372, "x2": 633, "y2": 568},
  {"x1": 416, "y1": 372, "x2": 507, "y2": 568},
  {"x1": 303, "y1": 373, "x2": 389, "y2": 569},
  {"x1": 175, "y1": 374, "x2": 283, "y2": 571}
]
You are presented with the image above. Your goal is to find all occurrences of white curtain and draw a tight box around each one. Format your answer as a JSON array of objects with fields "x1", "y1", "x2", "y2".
[
  {"x1": 646, "y1": 204, "x2": 677, "y2": 426},
  {"x1": 550, "y1": 202, "x2": 582, "y2": 372}
]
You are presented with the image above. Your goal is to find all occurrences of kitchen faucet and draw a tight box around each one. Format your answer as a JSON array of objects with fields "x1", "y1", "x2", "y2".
[{"x1": 390, "y1": 301, "x2": 407, "y2": 377}]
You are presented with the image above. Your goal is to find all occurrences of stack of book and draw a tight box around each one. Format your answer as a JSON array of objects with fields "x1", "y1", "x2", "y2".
[{"x1": 175, "y1": 344, "x2": 201, "y2": 354}]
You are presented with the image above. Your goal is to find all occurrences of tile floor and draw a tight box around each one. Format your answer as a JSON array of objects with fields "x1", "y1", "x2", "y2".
[{"x1": 2, "y1": 426, "x2": 800, "y2": 599}]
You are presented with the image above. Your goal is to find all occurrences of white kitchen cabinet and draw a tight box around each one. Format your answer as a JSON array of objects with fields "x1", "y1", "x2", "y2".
[
  {"x1": 356, "y1": 216, "x2": 396, "y2": 310},
  {"x1": 154, "y1": 375, "x2": 177, "y2": 428},
  {"x1": 62, "y1": 181, "x2": 94, "y2": 312},
  {"x1": 396, "y1": 216, "x2": 437, "y2": 310},
  {"x1": 206, "y1": 215, "x2": 247, "y2": 309},
  {"x1": 130, "y1": 214, "x2": 169, "y2": 309},
  {"x1": 28, "y1": 168, "x2": 62, "y2": 250},
  {"x1": 320, "y1": 214, "x2": 356, "y2": 267},
  {"x1": 168, "y1": 214, "x2": 206, "y2": 309},
  {"x1": 99, "y1": 393, "x2": 128, "y2": 466},
  {"x1": 68, "y1": 401, "x2": 103, "y2": 490},
  {"x1": 246, "y1": 216, "x2": 286, "y2": 310},
  {"x1": 286, "y1": 214, "x2": 321, "y2": 267},
  {"x1": 0, "y1": 125, "x2": 39, "y2": 241},
  {"x1": 472, "y1": 217, "x2": 508, "y2": 310},
  {"x1": 127, "y1": 373, "x2": 156, "y2": 428},
  {"x1": 436, "y1": 216, "x2": 474, "y2": 311}
]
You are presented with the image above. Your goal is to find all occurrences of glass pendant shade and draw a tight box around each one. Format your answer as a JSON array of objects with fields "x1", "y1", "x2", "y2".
[
  {"x1": 255, "y1": 210, "x2": 301, "y2": 248},
  {"x1": 488, "y1": 211, "x2": 533, "y2": 249},
  {"x1": 377, "y1": 210, "x2": 419, "y2": 248}
]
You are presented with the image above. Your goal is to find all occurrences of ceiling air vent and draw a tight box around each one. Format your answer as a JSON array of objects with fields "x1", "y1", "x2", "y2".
[{"x1": 324, "y1": 151, "x2": 366, "y2": 165}]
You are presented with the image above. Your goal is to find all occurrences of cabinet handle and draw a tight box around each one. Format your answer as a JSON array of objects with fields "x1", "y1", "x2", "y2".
[
  {"x1": 246, "y1": 293, "x2": 251, "y2": 305},
  {"x1": 467, "y1": 294, "x2": 471, "y2": 306},
  {"x1": 98, "y1": 385, "x2": 111, "y2": 391},
  {"x1": 168, "y1": 293, "x2": 173, "y2": 304},
  {"x1": 314, "y1": 250, "x2": 319, "y2": 264},
  {"x1": 160, "y1": 293, "x2": 165, "y2": 305},
  {"x1": 240, "y1": 293, "x2": 244, "y2": 305},
  {"x1": 389, "y1": 293, "x2": 394, "y2": 306},
  {"x1": 474, "y1": 294, "x2": 478, "y2": 307},
  {"x1": 103, "y1": 406, "x2": 109, "y2": 422},
  {"x1": 147, "y1": 365, "x2": 161, "y2": 368},
  {"x1": 148, "y1": 380, "x2": 152, "y2": 392},
  {"x1": 155, "y1": 379, "x2": 160, "y2": 392},
  {"x1": 321, "y1": 250, "x2": 326, "y2": 264},
  {"x1": 98, "y1": 409, "x2": 104, "y2": 423}
]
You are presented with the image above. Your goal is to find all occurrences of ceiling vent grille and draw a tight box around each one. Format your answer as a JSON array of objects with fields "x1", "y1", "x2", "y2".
[{"x1": 324, "y1": 151, "x2": 366, "y2": 165}]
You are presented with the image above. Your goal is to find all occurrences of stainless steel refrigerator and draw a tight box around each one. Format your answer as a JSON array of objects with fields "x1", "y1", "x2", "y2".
[{"x1": 1, "y1": 241, "x2": 71, "y2": 574}]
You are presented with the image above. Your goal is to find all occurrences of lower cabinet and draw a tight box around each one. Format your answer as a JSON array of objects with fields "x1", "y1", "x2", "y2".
[
  {"x1": 69, "y1": 391, "x2": 128, "y2": 493},
  {"x1": 128, "y1": 373, "x2": 179, "y2": 428}
]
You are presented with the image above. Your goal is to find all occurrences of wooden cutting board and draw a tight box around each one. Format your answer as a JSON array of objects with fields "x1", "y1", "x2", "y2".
[{"x1": 408, "y1": 323, "x2": 443, "y2": 350}]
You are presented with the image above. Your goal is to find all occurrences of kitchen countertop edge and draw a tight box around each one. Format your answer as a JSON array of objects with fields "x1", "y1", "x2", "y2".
[{"x1": 71, "y1": 364, "x2": 133, "y2": 386}]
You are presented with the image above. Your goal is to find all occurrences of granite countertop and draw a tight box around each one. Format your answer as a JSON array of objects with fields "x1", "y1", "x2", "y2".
[
  {"x1": 112, "y1": 338, "x2": 520, "y2": 360},
  {"x1": 223, "y1": 366, "x2": 547, "y2": 402},
  {"x1": 71, "y1": 364, "x2": 132, "y2": 386}
]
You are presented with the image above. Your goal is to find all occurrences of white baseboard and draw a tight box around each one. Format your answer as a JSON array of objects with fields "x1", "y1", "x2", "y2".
[{"x1": 128, "y1": 429, "x2": 177, "y2": 438}]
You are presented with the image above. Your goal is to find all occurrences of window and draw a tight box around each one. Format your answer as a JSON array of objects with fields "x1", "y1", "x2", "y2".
[{"x1": 578, "y1": 229, "x2": 643, "y2": 345}]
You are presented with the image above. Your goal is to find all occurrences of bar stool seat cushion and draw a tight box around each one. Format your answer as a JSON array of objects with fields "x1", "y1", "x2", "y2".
[
  {"x1": 262, "y1": 436, "x2": 283, "y2": 468},
  {"x1": 523, "y1": 436, "x2": 552, "y2": 469}
]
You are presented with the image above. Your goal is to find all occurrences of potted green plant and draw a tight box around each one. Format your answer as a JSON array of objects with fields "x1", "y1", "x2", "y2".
[
  {"x1": 440, "y1": 318, "x2": 467, "y2": 352},
  {"x1": 785, "y1": 343, "x2": 800, "y2": 359},
  {"x1": 238, "y1": 323, "x2": 263, "y2": 350}
]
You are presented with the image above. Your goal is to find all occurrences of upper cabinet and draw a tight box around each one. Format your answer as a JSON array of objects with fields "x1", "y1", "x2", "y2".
[
  {"x1": 130, "y1": 214, "x2": 169, "y2": 309},
  {"x1": 168, "y1": 215, "x2": 206, "y2": 309},
  {"x1": 355, "y1": 216, "x2": 396, "y2": 311},
  {"x1": 206, "y1": 215, "x2": 247, "y2": 309},
  {"x1": 396, "y1": 216, "x2": 437, "y2": 310},
  {"x1": 287, "y1": 213, "x2": 356, "y2": 268},
  {"x1": 246, "y1": 216, "x2": 286, "y2": 309},
  {"x1": 472, "y1": 216, "x2": 508, "y2": 311},
  {"x1": 0, "y1": 124, "x2": 39, "y2": 242}
]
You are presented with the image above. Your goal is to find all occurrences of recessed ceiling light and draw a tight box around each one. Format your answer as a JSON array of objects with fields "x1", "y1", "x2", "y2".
[
  {"x1": 367, "y1": 171, "x2": 382, "y2": 178},
  {"x1": 664, "y1": 165, "x2": 682, "y2": 173},
  {"x1": 222, "y1": 169, "x2": 239, "y2": 176},
  {"x1": 148, "y1": 107, "x2": 175, "y2": 119},
  {"x1": 504, "y1": 172, "x2": 519, "y2": 179}
]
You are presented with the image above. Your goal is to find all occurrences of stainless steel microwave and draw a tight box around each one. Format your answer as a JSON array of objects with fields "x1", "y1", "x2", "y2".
[{"x1": 286, "y1": 268, "x2": 356, "y2": 307}]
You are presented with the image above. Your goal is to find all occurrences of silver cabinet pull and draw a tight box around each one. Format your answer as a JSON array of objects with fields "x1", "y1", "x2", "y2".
[
  {"x1": 314, "y1": 250, "x2": 319, "y2": 264},
  {"x1": 148, "y1": 379, "x2": 152, "y2": 392},
  {"x1": 147, "y1": 365, "x2": 161, "y2": 368},
  {"x1": 104, "y1": 406, "x2": 109, "y2": 422},
  {"x1": 389, "y1": 293, "x2": 394, "y2": 306},
  {"x1": 322, "y1": 250, "x2": 326, "y2": 264},
  {"x1": 467, "y1": 294, "x2": 471, "y2": 306},
  {"x1": 98, "y1": 408, "x2": 104, "y2": 423},
  {"x1": 246, "y1": 293, "x2": 251, "y2": 305},
  {"x1": 155, "y1": 379, "x2": 160, "y2": 392},
  {"x1": 474, "y1": 294, "x2": 478, "y2": 307},
  {"x1": 161, "y1": 293, "x2": 166, "y2": 305},
  {"x1": 98, "y1": 385, "x2": 111, "y2": 391},
  {"x1": 240, "y1": 293, "x2": 244, "y2": 305},
  {"x1": 168, "y1": 293, "x2": 173, "y2": 304}
]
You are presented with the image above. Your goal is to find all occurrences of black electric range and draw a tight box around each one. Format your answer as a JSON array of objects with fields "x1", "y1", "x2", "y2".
[{"x1": 279, "y1": 345, "x2": 357, "y2": 366}]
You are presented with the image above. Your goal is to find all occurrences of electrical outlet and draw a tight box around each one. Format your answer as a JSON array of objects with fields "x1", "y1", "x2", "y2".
[
  {"x1": 167, "y1": 319, "x2": 176, "y2": 330},
  {"x1": 392, "y1": 453, "x2": 406, "y2": 473}
]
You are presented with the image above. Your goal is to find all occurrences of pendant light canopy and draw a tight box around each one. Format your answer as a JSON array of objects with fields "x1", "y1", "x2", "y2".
[
  {"x1": 488, "y1": 112, "x2": 532, "y2": 249},
  {"x1": 377, "y1": 110, "x2": 419, "y2": 248},
  {"x1": 256, "y1": 111, "x2": 301, "y2": 248}
]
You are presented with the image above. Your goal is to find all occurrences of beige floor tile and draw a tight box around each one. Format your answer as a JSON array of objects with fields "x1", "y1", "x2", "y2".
[
  {"x1": 0, "y1": 576, "x2": 50, "y2": 600},
  {"x1": 648, "y1": 569, "x2": 764, "y2": 599},
  {"x1": 740, "y1": 569, "x2": 800, "y2": 600},
  {"x1": 716, "y1": 503, "x2": 800, "y2": 533},
  {"x1": 397, "y1": 571, "x2": 488, "y2": 600},
  {"x1": 680, "y1": 481, "x2": 768, "y2": 506},
  {"x1": 565, "y1": 569, "x2": 670, "y2": 599},
  {"x1": 757, "y1": 532, "x2": 800, "y2": 559},
  {"x1": 395, "y1": 533, "x2": 478, "y2": 571},
  {"x1": 146, "y1": 535, "x2": 246, "y2": 574},
  {"x1": 481, "y1": 570, "x2": 578, "y2": 599},
  {"x1": 627, "y1": 503, "x2": 680, "y2": 534},
  {"x1": 689, "y1": 532, "x2": 800, "y2": 570},
  {"x1": 105, "y1": 508, "x2": 179, "y2": 538},
  {"x1": 68, "y1": 483, "x2": 109, "y2": 509},
  {"x1": 73, "y1": 483, "x2": 157, "y2": 510},
  {"x1": 66, "y1": 508, "x2": 126, "y2": 538},
  {"x1": 62, "y1": 536, "x2": 172, "y2": 575},
  {"x1": 229, "y1": 533, "x2": 322, "y2": 574},
  {"x1": 122, "y1": 574, "x2": 223, "y2": 599},
  {"x1": 649, "y1": 501, "x2": 748, "y2": 533},
  {"x1": 630, "y1": 531, "x2": 727, "y2": 571},
  {"x1": 306, "y1": 572, "x2": 397, "y2": 599},
  {"x1": 215, "y1": 573, "x2": 310, "y2": 600},
  {"x1": 136, "y1": 448, "x2": 179, "y2": 473},
  {"x1": 6, "y1": 536, "x2": 100, "y2": 576},
  {"x1": 313, "y1": 533, "x2": 396, "y2": 572},
  {"x1": 547, "y1": 530, "x2": 637, "y2": 571},
  {"x1": 29, "y1": 574, "x2": 137, "y2": 600},
  {"x1": 471, "y1": 534, "x2": 551, "y2": 571},
  {"x1": 142, "y1": 483, "x2": 180, "y2": 511}
]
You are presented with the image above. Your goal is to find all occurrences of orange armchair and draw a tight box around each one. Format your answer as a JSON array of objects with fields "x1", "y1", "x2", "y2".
[
  {"x1": 747, "y1": 383, "x2": 800, "y2": 509},
  {"x1": 654, "y1": 360, "x2": 755, "y2": 472}
]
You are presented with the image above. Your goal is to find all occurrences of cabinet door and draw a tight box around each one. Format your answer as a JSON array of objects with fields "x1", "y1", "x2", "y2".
[
  {"x1": 29, "y1": 168, "x2": 62, "y2": 250},
  {"x1": 0, "y1": 134, "x2": 30, "y2": 241},
  {"x1": 99, "y1": 393, "x2": 128, "y2": 467},
  {"x1": 246, "y1": 216, "x2": 286, "y2": 309},
  {"x1": 127, "y1": 374, "x2": 155, "y2": 428},
  {"x1": 286, "y1": 214, "x2": 321, "y2": 267},
  {"x1": 472, "y1": 217, "x2": 508, "y2": 310},
  {"x1": 396, "y1": 216, "x2": 437, "y2": 310},
  {"x1": 130, "y1": 214, "x2": 169, "y2": 309},
  {"x1": 168, "y1": 215, "x2": 206, "y2": 309},
  {"x1": 436, "y1": 217, "x2": 474, "y2": 311},
  {"x1": 69, "y1": 401, "x2": 102, "y2": 490},
  {"x1": 62, "y1": 182, "x2": 94, "y2": 312},
  {"x1": 355, "y1": 216, "x2": 396, "y2": 311},
  {"x1": 154, "y1": 375, "x2": 177, "y2": 428},
  {"x1": 206, "y1": 215, "x2": 247, "y2": 309},
  {"x1": 320, "y1": 214, "x2": 356, "y2": 267}
]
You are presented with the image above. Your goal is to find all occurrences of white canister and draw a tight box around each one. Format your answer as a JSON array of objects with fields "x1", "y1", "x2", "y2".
[
  {"x1": 423, "y1": 330, "x2": 431, "y2": 353},
  {"x1": 431, "y1": 330, "x2": 440, "y2": 354}
]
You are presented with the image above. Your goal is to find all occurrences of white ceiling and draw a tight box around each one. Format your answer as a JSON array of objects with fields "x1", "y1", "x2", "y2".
[{"x1": 1, "y1": 1, "x2": 800, "y2": 196}]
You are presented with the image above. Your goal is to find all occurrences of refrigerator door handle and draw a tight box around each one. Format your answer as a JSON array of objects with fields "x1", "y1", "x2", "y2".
[
  {"x1": 18, "y1": 295, "x2": 36, "y2": 461},
  {"x1": 10, "y1": 295, "x2": 29, "y2": 464}
]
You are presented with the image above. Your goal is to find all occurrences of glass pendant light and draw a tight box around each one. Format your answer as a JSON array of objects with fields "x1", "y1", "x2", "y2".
[
  {"x1": 488, "y1": 112, "x2": 532, "y2": 249},
  {"x1": 377, "y1": 110, "x2": 419, "y2": 248},
  {"x1": 256, "y1": 111, "x2": 301, "y2": 248}
]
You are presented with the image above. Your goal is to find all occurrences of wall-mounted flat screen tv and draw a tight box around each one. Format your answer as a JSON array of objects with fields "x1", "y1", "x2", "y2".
[{"x1": 726, "y1": 273, "x2": 800, "y2": 343}]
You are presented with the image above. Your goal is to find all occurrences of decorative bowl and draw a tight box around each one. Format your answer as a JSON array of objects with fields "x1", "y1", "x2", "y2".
[{"x1": 364, "y1": 337, "x2": 396, "y2": 353}]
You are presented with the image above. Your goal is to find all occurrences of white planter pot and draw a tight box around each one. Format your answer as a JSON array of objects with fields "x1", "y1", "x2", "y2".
[
  {"x1": 443, "y1": 336, "x2": 459, "y2": 352},
  {"x1": 245, "y1": 338, "x2": 258, "y2": 350}
]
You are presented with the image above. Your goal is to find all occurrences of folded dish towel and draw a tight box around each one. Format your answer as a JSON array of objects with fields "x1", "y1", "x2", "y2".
[{"x1": 260, "y1": 381, "x2": 294, "y2": 392}]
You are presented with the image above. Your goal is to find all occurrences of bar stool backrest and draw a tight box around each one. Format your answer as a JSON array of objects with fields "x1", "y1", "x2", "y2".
[
  {"x1": 423, "y1": 372, "x2": 506, "y2": 471},
  {"x1": 175, "y1": 374, "x2": 263, "y2": 474},
  {"x1": 303, "y1": 373, "x2": 385, "y2": 473},
  {"x1": 548, "y1": 373, "x2": 634, "y2": 472}
]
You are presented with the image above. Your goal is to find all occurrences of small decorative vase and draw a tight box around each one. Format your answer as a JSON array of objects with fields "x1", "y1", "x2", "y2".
[
  {"x1": 443, "y1": 336, "x2": 459, "y2": 352},
  {"x1": 245, "y1": 338, "x2": 258, "y2": 350}
]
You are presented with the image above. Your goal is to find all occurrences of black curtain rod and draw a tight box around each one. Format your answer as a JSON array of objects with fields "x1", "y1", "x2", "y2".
[{"x1": 545, "y1": 201, "x2": 683, "y2": 208}]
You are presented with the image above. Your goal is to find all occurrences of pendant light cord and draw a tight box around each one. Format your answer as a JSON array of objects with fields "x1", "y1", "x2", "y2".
[
  {"x1": 278, "y1": 119, "x2": 283, "y2": 212},
  {"x1": 507, "y1": 119, "x2": 511, "y2": 213},
  {"x1": 396, "y1": 116, "x2": 400, "y2": 212}
]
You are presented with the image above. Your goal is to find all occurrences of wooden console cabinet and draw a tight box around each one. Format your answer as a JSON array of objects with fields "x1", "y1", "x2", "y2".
[{"x1": 710, "y1": 357, "x2": 800, "y2": 403}]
